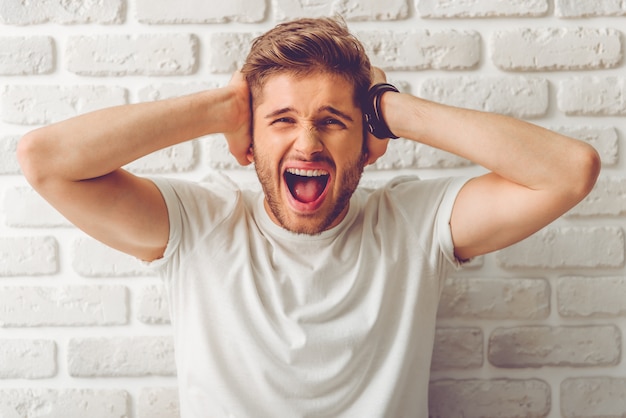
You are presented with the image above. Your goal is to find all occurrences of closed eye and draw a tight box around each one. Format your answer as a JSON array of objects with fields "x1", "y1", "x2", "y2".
[
  {"x1": 271, "y1": 117, "x2": 296, "y2": 125},
  {"x1": 319, "y1": 118, "x2": 346, "y2": 129}
]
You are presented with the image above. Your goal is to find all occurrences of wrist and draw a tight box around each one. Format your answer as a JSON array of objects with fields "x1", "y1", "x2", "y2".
[
  {"x1": 364, "y1": 83, "x2": 399, "y2": 140},
  {"x1": 198, "y1": 86, "x2": 248, "y2": 135}
]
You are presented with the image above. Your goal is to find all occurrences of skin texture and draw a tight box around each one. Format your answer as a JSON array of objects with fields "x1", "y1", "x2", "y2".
[{"x1": 250, "y1": 72, "x2": 367, "y2": 234}]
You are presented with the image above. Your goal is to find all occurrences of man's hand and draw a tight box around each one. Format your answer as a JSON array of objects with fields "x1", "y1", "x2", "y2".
[
  {"x1": 225, "y1": 70, "x2": 254, "y2": 166},
  {"x1": 18, "y1": 71, "x2": 258, "y2": 262},
  {"x1": 375, "y1": 71, "x2": 600, "y2": 261},
  {"x1": 364, "y1": 66, "x2": 390, "y2": 165}
]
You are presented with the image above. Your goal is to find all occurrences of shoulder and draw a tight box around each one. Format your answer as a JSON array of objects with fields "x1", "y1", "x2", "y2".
[
  {"x1": 357, "y1": 175, "x2": 470, "y2": 237},
  {"x1": 152, "y1": 172, "x2": 242, "y2": 207},
  {"x1": 150, "y1": 172, "x2": 255, "y2": 236},
  {"x1": 148, "y1": 173, "x2": 258, "y2": 268},
  {"x1": 359, "y1": 175, "x2": 465, "y2": 206}
]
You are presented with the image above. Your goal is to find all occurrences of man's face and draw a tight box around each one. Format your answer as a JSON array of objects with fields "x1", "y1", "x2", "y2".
[{"x1": 251, "y1": 71, "x2": 367, "y2": 235}]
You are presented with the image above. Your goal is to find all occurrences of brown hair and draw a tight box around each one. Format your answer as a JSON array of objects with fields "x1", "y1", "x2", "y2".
[{"x1": 241, "y1": 17, "x2": 371, "y2": 109}]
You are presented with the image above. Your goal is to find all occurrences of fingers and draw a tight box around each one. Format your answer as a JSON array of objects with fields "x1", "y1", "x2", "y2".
[
  {"x1": 365, "y1": 133, "x2": 389, "y2": 166},
  {"x1": 370, "y1": 66, "x2": 388, "y2": 86},
  {"x1": 228, "y1": 69, "x2": 246, "y2": 88},
  {"x1": 225, "y1": 133, "x2": 253, "y2": 166},
  {"x1": 226, "y1": 69, "x2": 254, "y2": 166}
]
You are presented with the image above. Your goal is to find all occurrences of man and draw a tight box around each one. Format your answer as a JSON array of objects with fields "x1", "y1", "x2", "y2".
[{"x1": 18, "y1": 18, "x2": 599, "y2": 417}]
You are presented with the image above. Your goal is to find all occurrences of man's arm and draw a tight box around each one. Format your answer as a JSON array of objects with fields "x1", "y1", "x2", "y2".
[
  {"x1": 379, "y1": 91, "x2": 600, "y2": 261},
  {"x1": 17, "y1": 74, "x2": 252, "y2": 261}
]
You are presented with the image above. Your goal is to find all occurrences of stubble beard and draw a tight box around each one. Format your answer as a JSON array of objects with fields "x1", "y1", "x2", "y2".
[{"x1": 253, "y1": 145, "x2": 367, "y2": 235}]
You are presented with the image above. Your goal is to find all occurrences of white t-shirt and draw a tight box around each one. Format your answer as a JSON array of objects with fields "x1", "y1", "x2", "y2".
[{"x1": 149, "y1": 173, "x2": 467, "y2": 417}]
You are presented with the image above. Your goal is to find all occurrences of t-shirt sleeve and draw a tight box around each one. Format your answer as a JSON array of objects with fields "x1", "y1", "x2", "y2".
[
  {"x1": 385, "y1": 175, "x2": 472, "y2": 272},
  {"x1": 434, "y1": 176, "x2": 471, "y2": 269},
  {"x1": 142, "y1": 177, "x2": 182, "y2": 270},
  {"x1": 143, "y1": 175, "x2": 239, "y2": 271}
]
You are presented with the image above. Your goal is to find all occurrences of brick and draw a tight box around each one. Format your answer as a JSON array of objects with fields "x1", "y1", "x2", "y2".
[
  {"x1": 556, "y1": 0, "x2": 626, "y2": 17},
  {"x1": 558, "y1": 276, "x2": 626, "y2": 318},
  {"x1": 136, "y1": 0, "x2": 265, "y2": 23},
  {"x1": 438, "y1": 277, "x2": 549, "y2": 320},
  {"x1": 373, "y1": 139, "x2": 472, "y2": 170},
  {"x1": 431, "y1": 327, "x2": 483, "y2": 370},
  {"x1": 496, "y1": 226, "x2": 624, "y2": 269},
  {"x1": 561, "y1": 377, "x2": 626, "y2": 417},
  {"x1": 372, "y1": 140, "x2": 416, "y2": 170},
  {"x1": 567, "y1": 177, "x2": 626, "y2": 217},
  {"x1": 66, "y1": 34, "x2": 198, "y2": 76},
  {"x1": 137, "y1": 285, "x2": 171, "y2": 325},
  {"x1": 136, "y1": 83, "x2": 217, "y2": 173},
  {"x1": 553, "y1": 126, "x2": 618, "y2": 166},
  {"x1": 420, "y1": 77, "x2": 548, "y2": 119},
  {"x1": 358, "y1": 30, "x2": 480, "y2": 70},
  {"x1": 274, "y1": 0, "x2": 408, "y2": 21},
  {"x1": 202, "y1": 134, "x2": 254, "y2": 170},
  {"x1": 0, "y1": 389, "x2": 128, "y2": 418},
  {"x1": 0, "y1": 36, "x2": 54, "y2": 75},
  {"x1": 0, "y1": 0, "x2": 123, "y2": 25},
  {"x1": 492, "y1": 28, "x2": 622, "y2": 71},
  {"x1": 429, "y1": 379, "x2": 550, "y2": 418},
  {"x1": 0, "y1": 135, "x2": 20, "y2": 174},
  {"x1": 0, "y1": 236, "x2": 57, "y2": 276},
  {"x1": 558, "y1": 77, "x2": 626, "y2": 116},
  {"x1": 488, "y1": 325, "x2": 621, "y2": 368},
  {"x1": 417, "y1": 0, "x2": 548, "y2": 17},
  {"x1": 125, "y1": 142, "x2": 197, "y2": 173},
  {"x1": 68, "y1": 336, "x2": 176, "y2": 377},
  {"x1": 207, "y1": 32, "x2": 256, "y2": 74},
  {"x1": 0, "y1": 339, "x2": 56, "y2": 378},
  {"x1": 138, "y1": 387, "x2": 180, "y2": 418},
  {"x1": 1, "y1": 85, "x2": 127, "y2": 125},
  {"x1": 3, "y1": 187, "x2": 71, "y2": 227},
  {"x1": 0, "y1": 286, "x2": 127, "y2": 327},
  {"x1": 72, "y1": 237, "x2": 153, "y2": 277}
]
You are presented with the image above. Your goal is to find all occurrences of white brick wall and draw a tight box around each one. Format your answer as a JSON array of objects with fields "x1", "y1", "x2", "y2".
[{"x1": 0, "y1": 1, "x2": 624, "y2": 417}]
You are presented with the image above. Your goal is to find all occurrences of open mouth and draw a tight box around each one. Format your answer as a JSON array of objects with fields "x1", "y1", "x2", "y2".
[{"x1": 284, "y1": 168, "x2": 330, "y2": 204}]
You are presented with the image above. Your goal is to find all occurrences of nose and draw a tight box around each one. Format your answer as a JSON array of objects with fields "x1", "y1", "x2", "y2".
[{"x1": 293, "y1": 126, "x2": 324, "y2": 158}]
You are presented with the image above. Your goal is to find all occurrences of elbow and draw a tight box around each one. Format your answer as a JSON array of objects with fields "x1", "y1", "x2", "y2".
[
  {"x1": 17, "y1": 129, "x2": 50, "y2": 188},
  {"x1": 570, "y1": 143, "x2": 601, "y2": 202}
]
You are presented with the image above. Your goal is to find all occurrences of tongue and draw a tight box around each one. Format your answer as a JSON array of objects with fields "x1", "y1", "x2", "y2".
[{"x1": 292, "y1": 177, "x2": 324, "y2": 203}]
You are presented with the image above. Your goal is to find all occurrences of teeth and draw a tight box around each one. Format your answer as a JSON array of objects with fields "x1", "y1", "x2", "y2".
[{"x1": 286, "y1": 168, "x2": 328, "y2": 177}]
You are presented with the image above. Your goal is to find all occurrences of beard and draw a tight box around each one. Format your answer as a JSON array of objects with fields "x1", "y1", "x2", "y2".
[{"x1": 253, "y1": 144, "x2": 367, "y2": 235}]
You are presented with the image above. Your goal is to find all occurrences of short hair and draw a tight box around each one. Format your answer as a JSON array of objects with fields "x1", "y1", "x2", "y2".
[{"x1": 241, "y1": 17, "x2": 371, "y2": 109}]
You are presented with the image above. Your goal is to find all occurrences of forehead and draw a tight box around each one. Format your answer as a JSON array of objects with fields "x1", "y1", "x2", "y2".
[{"x1": 255, "y1": 71, "x2": 358, "y2": 111}]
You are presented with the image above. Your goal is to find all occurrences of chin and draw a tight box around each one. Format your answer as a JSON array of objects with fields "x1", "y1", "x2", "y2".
[
  {"x1": 274, "y1": 208, "x2": 337, "y2": 236},
  {"x1": 255, "y1": 153, "x2": 363, "y2": 235}
]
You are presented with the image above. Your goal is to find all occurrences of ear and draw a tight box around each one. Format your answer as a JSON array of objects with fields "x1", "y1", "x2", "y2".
[{"x1": 246, "y1": 144, "x2": 255, "y2": 164}]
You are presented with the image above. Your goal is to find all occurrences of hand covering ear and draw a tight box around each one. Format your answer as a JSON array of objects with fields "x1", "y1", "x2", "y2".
[{"x1": 225, "y1": 70, "x2": 254, "y2": 166}]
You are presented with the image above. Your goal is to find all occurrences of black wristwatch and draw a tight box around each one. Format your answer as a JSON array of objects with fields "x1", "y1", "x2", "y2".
[{"x1": 364, "y1": 83, "x2": 399, "y2": 139}]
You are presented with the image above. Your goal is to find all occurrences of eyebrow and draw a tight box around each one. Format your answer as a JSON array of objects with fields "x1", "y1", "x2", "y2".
[
  {"x1": 264, "y1": 107, "x2": 294, "y2": 119},
  {"x1": 264, "y1": 106, "x2": 354, "y2": 122},
  {"x1": 321, "y1": 106, "x2": 354, "y2": 122}
]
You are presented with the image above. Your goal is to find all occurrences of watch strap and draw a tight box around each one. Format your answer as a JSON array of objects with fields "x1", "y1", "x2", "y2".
[{"x1": 364, "y1": 83, "x2": 399, "y2": 140}]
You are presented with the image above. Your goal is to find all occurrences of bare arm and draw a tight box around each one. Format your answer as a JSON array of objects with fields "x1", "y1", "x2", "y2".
[
  {"x1": 380, "y1": 91, "x2": 600, "y2": 261},
  {"x1": 18, "y1": 74, "x2": 252, "y2": 261}
]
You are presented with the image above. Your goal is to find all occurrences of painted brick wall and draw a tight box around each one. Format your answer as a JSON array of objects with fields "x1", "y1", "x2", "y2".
[{"x1": 0, "y1": 1, "x2": 624, "y2": 417}]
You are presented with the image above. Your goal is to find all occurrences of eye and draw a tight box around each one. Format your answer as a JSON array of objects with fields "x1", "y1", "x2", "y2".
[
  {"x1": 320, "y1": 118, "x2": 346, "y2": 129},
  {"x1": 271, "y1": 117, "x2": 295, "y2": 126}
]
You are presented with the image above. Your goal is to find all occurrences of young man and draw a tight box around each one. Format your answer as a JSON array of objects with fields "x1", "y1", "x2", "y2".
[{"x1": 18, "y1": 18, "x2": 599, "y2": 417}]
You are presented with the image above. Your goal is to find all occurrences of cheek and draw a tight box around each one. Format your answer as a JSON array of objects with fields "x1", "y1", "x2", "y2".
[{"x1": 331, "y1": 130, "x2": 366, "y2": 157}]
